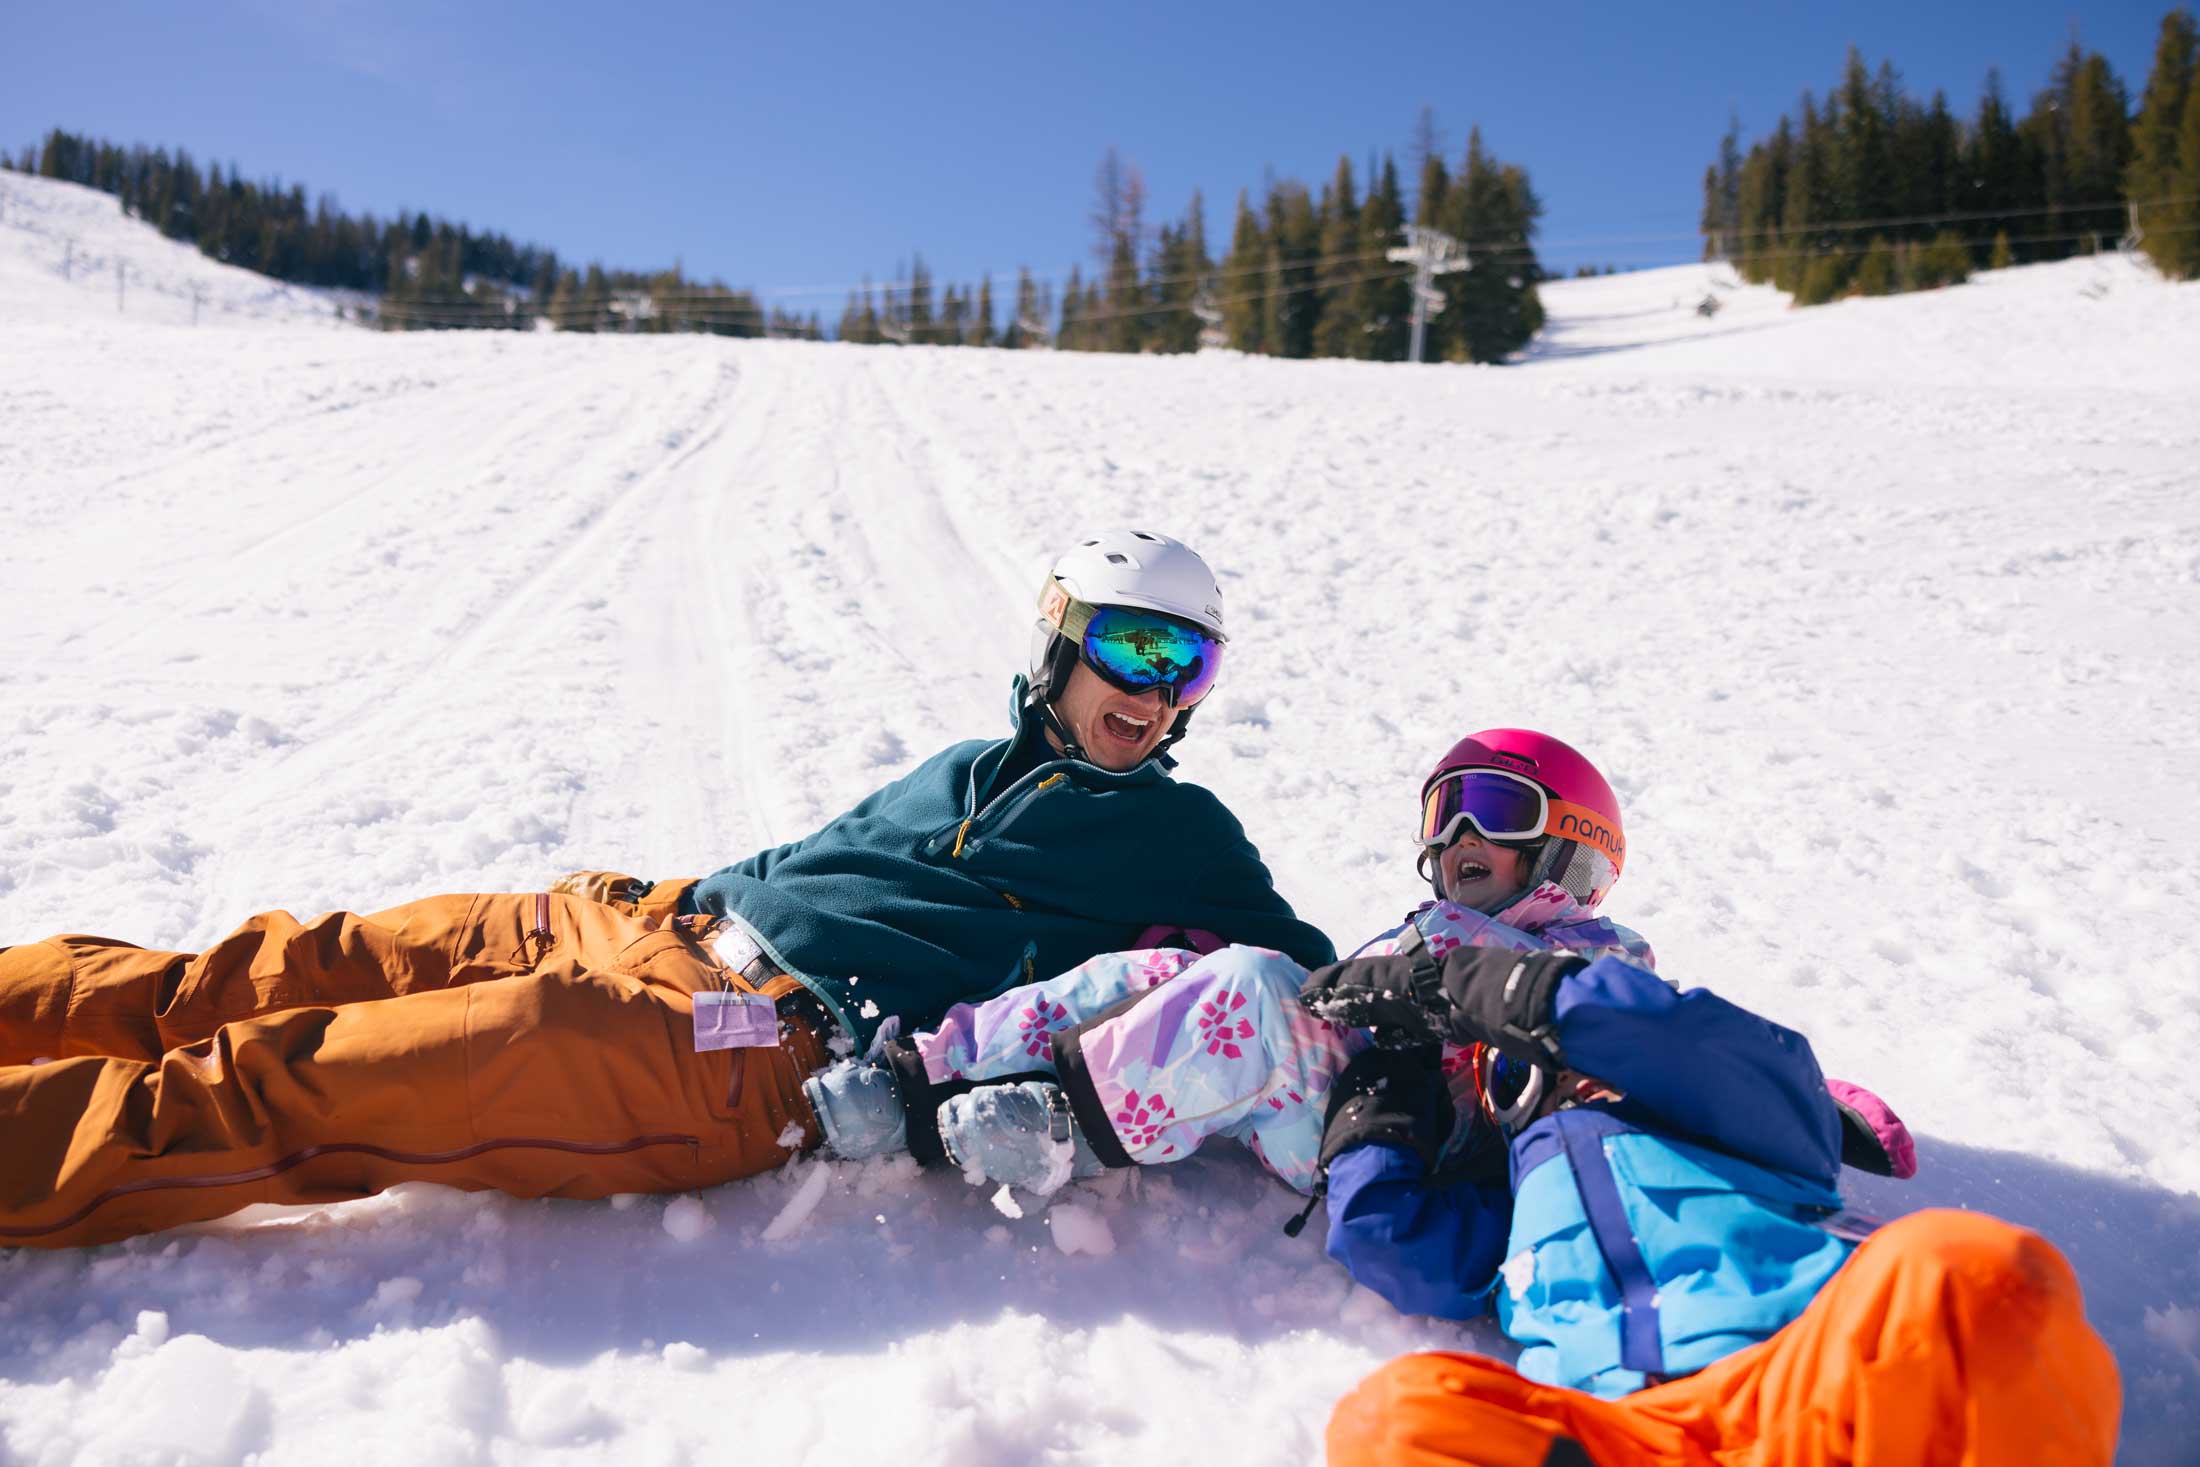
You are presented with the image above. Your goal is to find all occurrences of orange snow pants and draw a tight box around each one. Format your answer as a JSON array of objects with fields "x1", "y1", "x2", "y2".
[
  {"x1": 1327, "y1": 1209, "x2": 2120, "y2": 1467},
  {"x1": 0, "y1": 892, "x2": 828, "y2": 1249}
]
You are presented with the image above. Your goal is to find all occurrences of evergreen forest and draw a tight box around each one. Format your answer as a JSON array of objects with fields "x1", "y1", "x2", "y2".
[
  {"x1": 836, "y1": 124, "x2": 1546, "y2": 364},
  {"x1": 7, "y1": 130, "x2": 819, "y2": 337},
  {"x1": 1701, "y1": 7, "x2": 2200, "y2": 301},
  {"x1": 6, "y1": 118, "x2": 1542, "y2": 360}
]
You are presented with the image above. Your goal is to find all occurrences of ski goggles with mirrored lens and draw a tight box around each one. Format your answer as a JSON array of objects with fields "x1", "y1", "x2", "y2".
[
  {"x1": 1419, "y1": 768, "x2": 1550, "y2": 849},
  {"x1": 1040, "y1": 580, "x2": 1223, "y2": 707},
  {"x1": 1470, "y1": 1042, "x2": 1547, "y2": 1134},
  {"x1": 1420, "y1": 770, "x2": 1625, "y2": 878}
]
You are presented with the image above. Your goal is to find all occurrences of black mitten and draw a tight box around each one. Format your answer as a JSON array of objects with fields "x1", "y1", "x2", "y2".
[
  {"x1": 1302, "y1": 929, "x2": 1586, "y2": 1067},
  {"x1": 1433, "y1": 947, "x2": 1584, "y2": 1069},
  {"x1": 1299, "y1": 942, "x2": 1449, "y2": 1048},
  {"x1": 1317, "y1": 1046, "x2": 1454, "y2": 1174}
]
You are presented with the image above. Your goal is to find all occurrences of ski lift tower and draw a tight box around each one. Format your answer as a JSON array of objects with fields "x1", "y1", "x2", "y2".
[{"x1": 1387, "y1": 225, "x2": 1470, "y2": 363}]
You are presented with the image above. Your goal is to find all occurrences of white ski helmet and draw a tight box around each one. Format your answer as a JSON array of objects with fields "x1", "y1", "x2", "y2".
[
  {"x1": 1027, "y1": 530, "x2": 1226, "y2": 755},
  {"x1": 1046, "y1": 530, "x2": 1226, "y2": 638}
]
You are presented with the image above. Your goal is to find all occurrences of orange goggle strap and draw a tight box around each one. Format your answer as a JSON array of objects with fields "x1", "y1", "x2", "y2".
[
  {"x1": 1422, "y1": 770, "x2": 1626, "y2": 883},
  {"x1": 1543, "y1": 796, "x2": 1625, "y2": 879}
]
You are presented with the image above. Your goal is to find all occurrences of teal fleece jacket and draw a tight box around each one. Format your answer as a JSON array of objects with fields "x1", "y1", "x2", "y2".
[{"x1": 683, "y1": 679, "x2": 1335, "y2": 1048}]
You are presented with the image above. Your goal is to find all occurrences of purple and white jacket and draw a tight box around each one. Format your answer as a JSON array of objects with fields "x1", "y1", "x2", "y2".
[{"x1": 908, "y1": 883, "x2": 1654, "y2": 1194}]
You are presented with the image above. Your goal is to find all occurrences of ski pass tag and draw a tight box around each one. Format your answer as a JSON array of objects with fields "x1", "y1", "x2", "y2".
[{"x1": 692, "y1": 991, "x2": 779, "y2": 1051}]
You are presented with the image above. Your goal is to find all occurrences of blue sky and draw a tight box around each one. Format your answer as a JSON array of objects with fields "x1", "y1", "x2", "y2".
[{"x1": 1, "y1": 1, "x2": 2173, "y2": 312}]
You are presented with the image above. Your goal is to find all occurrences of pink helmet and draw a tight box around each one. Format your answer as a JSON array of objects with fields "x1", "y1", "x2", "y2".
[{"x1": 1419, "y1": 729, "x2": 1626, "y2": 910}]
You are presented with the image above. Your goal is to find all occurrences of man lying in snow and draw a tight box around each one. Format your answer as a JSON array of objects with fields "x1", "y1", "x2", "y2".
[
  {"x1": 814, "y1": 729, "x2": 2118, "y2": 1462},
  {"x1": 0, "y1": 531, "x2": 1332, "y2": 1249}
]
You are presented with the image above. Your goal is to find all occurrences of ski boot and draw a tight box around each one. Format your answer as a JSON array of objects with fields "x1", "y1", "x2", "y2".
[
  {"x1": 936, "y1": 1081, "x2": 1104, "y2": 1195},
  {"x1": 802, "y1": 1059, "x2": 909, "y2": 1160}
]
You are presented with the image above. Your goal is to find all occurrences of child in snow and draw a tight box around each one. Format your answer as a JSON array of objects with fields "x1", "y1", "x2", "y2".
[
  {"x1": 817, "y1": 728, "x2": 2119, "y2": 1462},
  {"x1": 807, "y1": 728, "x2": 1903, "y2": 1202},
  {"x1": 1307, "y1": 875, "x2": 2120, "y2": 1464}
]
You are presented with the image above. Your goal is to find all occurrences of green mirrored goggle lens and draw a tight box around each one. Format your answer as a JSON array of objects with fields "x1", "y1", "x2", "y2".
[{"x1": 1078, "y1": 604, "x2": 1222, "y2": 705}]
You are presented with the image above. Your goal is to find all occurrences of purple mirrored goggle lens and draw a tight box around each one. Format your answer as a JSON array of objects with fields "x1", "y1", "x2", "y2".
[
  {"x1": 1419, "y1": 769, "x2": 1548, "y2": 848},
  {"x1": 1079, "y1": 604, "x2": 1222, "y2": 706}
]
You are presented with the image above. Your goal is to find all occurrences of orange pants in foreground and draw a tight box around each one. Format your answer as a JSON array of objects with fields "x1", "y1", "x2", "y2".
[
  {"x1": 0, "y1": 893, "x2": 825, "y2": 1249},
  {"x1": 1328, "y1": 1209, "x2": 2120, "y2": 1467}
]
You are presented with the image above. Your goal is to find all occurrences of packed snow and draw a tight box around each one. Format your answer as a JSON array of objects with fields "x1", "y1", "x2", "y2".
[{"x1": 3, "y1": 168, "x2": 2198, "y2": 1464}]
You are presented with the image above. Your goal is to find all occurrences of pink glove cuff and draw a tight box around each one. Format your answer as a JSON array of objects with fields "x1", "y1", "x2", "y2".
[{"x1": 1826, "y1": 1077, "x2": 1918, "y2": 1179}]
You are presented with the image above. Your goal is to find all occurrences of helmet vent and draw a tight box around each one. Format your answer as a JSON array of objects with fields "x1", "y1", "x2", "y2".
[
  {"x1": 1131, "y1": 531, "x2": 1160, "y2": 541},
  {"x1": 1105, "y1": 552, "x2": 1131, "y2": 565}
]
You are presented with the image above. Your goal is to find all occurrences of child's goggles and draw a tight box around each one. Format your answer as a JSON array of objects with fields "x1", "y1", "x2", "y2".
[
  {"x1": 1040, "y1": 579, "x2": 1223, "y2": 707},
  {"x1": 1420, "y1": 769, "x2": 1626, "y2": 878},
  {"x1": 1419, "y1": 768, "x2": 1550, "y2": 849},
  {"x1": 1470, "y1": 1042, "x2": 1547, "y2": 1134}
]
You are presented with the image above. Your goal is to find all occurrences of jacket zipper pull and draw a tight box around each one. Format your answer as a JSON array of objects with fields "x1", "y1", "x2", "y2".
[{"x1": 1282, "y1": 1187, "x2": 1323, "y2": 1239}]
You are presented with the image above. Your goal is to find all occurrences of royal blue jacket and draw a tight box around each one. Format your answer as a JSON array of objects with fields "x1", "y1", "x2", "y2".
[
  {"x1": 1325, "y1": 956, "x2": 1857, "y2": 1398},
  {"x1": 684, "y1": 679, "x2": 1335, "y2": 1047}
]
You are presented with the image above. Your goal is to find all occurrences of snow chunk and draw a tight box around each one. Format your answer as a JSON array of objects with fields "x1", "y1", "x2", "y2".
[
  {"x1": 361, "y1": 1275, "x2": 424, "y2": 1320},
  {"x1": 661, "y1": 1341, "x2": 709, "y2": 1371},
  {"x1": 1499, "y1": 1249, "x2": 1536, "y2": 1302},
  {"x1": 776, "y1": 1120, "x2": 806, "y2": 1150},
  {"x1": 661, "y1": 1195, "x2": 713, "y2": 1243},
  {"x1": 990, "y1": 1185, "x2": 1024, "y2": 1220},
  {"x1": 113, "y1": 1308, "x2": 170, "y2": 1359},
  {"x1": 760, "y1": 1160, "x2": 831, "y2": 1242},
  {"x1": 1047, "y1": 1201, "x2": 1116, "y2": 1257}
]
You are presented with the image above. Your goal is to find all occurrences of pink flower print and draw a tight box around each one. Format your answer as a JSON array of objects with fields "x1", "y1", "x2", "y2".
[
  {"x1": 1198, "y1": 991, "x2": 1256, "y2": 1059},
  {"x1": 1137, "y1": 949, "x2": 1194, "y2": 988},
  {"x1": 1017, "y1": 998, "x2": 1070, "y2": 1060},
  {"x1": 1112, "y1": 1090, "x2": 1178, "y2": 1150}
]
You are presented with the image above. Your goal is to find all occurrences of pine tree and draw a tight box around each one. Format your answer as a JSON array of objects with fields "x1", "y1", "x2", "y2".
[
  {"x1": 1780, "y1": 95, "x2": 1835, "y2": 294},
  {"x1": 2128, "y1": 9, "x2": 2199, "y2": 278},
  {"x1": 2170, "y1": 77, "x2": 2200, "y2": 278},
  {"x1": 1354, "y1": 156, "x2": 1410, "y2": 360},
  {"x1": 1219, "y1": 190, "x2": 1267, "y2": 352},
  {"x1": 938, "y1": 283, "x2": 965, "y2": 345},
  {"x1": 1059, "y1": 264, "x2": 1087, "y2": 350},
  {"x1": 1263, "y1": 180, "x2": 1320, "y2": 359},
  {"x1": 1312, "y1": 155, "x2": 1363, "y2": 358},
  {"x1": 1432, "y1": 128, "x2": 1544, "y2": 361},
  {"x1": 1962, "y1": 71, "x2": 2025, "y2": 261},
  {"x1": 1732, "y1": 119, "x2": 1789, "y2": 282},
  {"x1": 1833, "y1": 50, "x2": 1894, "y2": 230},
  {"x1": 1091, "y1": 148, "x2": 1148, "y2": 353},
  {"x1": 907, "y1": 255, "x2": 935, "y2": 341},
  {"x1": 1147, "y1": 194, "x2": 1213, "y2": 354},
  {"x1": 1006, "y1": 267, "x2": 1041, "y2": 347},
  {"x1": 1699, "y1": 115, "x2": 1744, "y2": 260},
  {"x1": 973, "y1": 275, "x2": 996, "y2": 347},
  {"x1": 2065, "y1": 50, "x2": 2133, "y2": 249}
]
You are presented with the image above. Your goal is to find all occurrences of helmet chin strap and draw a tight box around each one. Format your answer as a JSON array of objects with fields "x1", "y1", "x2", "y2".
[
  {"x1": 1027, "y1": 627, "x2": 1193, "y2": 766},
  {"x1": 1030, "y1": 695, "x2": 1090, "y2": 764}
]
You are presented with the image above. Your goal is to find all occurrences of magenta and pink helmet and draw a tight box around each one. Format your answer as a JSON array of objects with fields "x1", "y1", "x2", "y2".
[{"x1": 1417, "y1": 728, "x2": 1627, "y2": 911}]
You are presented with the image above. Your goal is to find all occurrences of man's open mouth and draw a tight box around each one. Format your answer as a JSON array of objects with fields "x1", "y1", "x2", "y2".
[{"x1": 1101, "y1": 711, "x2": 1152, "y2": 742}]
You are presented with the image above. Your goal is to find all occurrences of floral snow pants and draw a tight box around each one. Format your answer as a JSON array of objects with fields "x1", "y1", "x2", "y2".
[
  {"x1": 1326, "y1": 1209, "x2": 2121, "y2": 1467},
  {"x1": 0, "y1": 893, "x2": 828, "y2": 1248},
  {"x1": 911, "y1": 943, "x2": 1355, "y2": 1191}
]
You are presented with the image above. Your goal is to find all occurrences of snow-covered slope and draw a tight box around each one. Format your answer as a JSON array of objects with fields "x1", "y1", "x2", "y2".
[
  {"x1": 3, "y1": 169, "x2": 2198, "y2": 1463},
  {"x1": 0, "y1": 171, "x2": 345, "y2": 329}
]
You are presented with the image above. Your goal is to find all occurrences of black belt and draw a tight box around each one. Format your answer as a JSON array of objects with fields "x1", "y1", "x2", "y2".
[{"x1": 739, "y1": 952, "x2": 837, "y2": 1042}]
